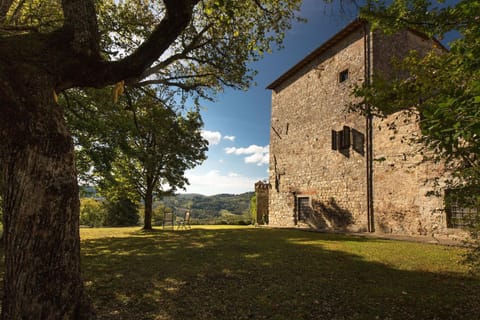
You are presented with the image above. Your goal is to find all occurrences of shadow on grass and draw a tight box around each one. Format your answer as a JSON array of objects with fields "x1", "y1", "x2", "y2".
[{"x1": 78, "y1": 228, "x2": 480, "y2": 320}]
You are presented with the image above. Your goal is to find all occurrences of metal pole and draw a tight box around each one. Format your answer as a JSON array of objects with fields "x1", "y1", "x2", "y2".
[{"x1": 363, "y1": 22, "x2": 375, "y2": 232}]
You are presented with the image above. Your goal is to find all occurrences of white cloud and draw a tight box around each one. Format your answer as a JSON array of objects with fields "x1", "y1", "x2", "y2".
[
  {"x1": 224, "y1": 145, "x2": 269, "y2": 166},
  {"x1": 201, "y1": 130, "x2": 222, "y2": 146},
  {"x1": 245, "y1": 153, "x2": 269, "y2": 166},
  {"x1": 223, "y1": 135, "x2": 236, "y2": 142},
  {"x1": 182, "y1": 170, "x2": 263, "y2": 195}
]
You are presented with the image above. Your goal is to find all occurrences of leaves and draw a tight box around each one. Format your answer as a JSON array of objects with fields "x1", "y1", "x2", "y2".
[
  {"x1": 353, "y1": 0, "x2": 480, "y2": 200},
  {"x1": 353, "y1": 0, "x2": 480, "y2": 270},
  {"x1": 65, "y1": 86, "x2": 208, "y2": 208}
]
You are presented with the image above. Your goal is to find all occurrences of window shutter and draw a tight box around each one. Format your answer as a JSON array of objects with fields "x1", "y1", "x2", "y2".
[
  {"x1": 352, "y1": 128, "x2": 365, "y2": 155},
  {"x1": 340, "y1": 126, "x2": 350, "y2": 149},
  {"x1": 331, "y1": 130, "x2": 338, "y2": 150}
]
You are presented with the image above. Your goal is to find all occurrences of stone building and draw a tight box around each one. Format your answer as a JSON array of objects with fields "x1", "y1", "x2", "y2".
[
  {"x1": 254, "y1": 181, "x2": 270, "y2": 225},
  {"x1": 266, "y1": 19, "x2": 466, "y2": 238}
]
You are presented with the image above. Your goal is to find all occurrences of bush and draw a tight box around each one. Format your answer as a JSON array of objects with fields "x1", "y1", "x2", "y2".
[
  {"x1": 250, "y1": 194, "x2": 257, "y2": 225},
  {"x1": 80, "y1": 198, "x2": 106, "y2": 227},
  {"x1": 464, "y1": 215, "x2": 480, "y2": 275},
  {"x1": 104, "y1": 197, "x2": 139, "y2": 227}
]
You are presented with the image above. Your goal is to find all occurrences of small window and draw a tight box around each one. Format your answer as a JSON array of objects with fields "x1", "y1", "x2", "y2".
[
  {"x1": 296, "y1": 196, "x2": 311, "y2": 222},
  {"x1": 332, "y1": 126, "x2": 351, "y2": 151},
  {"x1": 339, "y1": 69, "x2": 349, "y2": 83},
  {"x1": 445, "y1": 189, "x2": 479, "y2": 229},
  {"x1": 446, "y1": 204, "x2": 478, "y2": 229}
]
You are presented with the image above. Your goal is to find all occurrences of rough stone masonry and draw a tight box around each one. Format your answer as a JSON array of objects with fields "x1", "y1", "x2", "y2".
[{"x1": 265, "y1": 20, "x2": 468, "y2": 240}]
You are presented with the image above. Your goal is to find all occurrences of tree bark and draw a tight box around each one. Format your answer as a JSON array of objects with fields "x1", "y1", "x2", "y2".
[
  {"x1": 0, "y1": 1, "x2": 199, "y2": 318},
  {"x1": 143, "y1": 184, "x2": 154, "y2": 230},
  {"x1": 0, "y1": 68, "x2": 94, "y2": 318}
]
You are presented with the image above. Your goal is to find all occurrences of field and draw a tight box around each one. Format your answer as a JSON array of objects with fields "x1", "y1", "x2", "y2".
[{"x1": 77, "y1": 226, "x2": 480, "y2": 319}]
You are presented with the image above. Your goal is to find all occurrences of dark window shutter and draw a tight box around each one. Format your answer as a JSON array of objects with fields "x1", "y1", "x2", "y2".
[
  {"x1": 352, "y1": 128, "x2": 365, "y2": 155},
  {"x1": 332, "y1": 130, "x2": 338, "y2": 150},
  {"x1": 340, "y1": 126, "x2": 350, "y2": 149}
]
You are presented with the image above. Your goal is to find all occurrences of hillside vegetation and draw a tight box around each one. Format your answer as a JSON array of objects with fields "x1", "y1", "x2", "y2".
[
  {"x1": 157, "y1": 192, "x2": 254, "y2": 221},
  {"x1": 79, "y1": 190, "x2": 255, "y2": 227}
]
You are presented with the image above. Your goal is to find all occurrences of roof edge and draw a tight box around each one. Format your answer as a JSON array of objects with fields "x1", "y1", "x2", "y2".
[
  {"x1": 266, "y1": 18, "x2": 365, "y2": 90},
  {"x1": 266, "y1": 19, "x2": 448, "y2": 91}
]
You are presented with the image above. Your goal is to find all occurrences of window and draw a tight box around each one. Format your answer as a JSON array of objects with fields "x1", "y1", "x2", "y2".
[
  {"x1": 445, "y1": 189, "x2": 479, "y2": 229},
  {"x1": 332, "y1": 126, "x2": 350, "y2": 151},
  {"x1": 446, "y1": 205, "x2": 478, "y2": 229},
  {"x1": 339, "y1": 69, "x2": 349, "y2": 83},
  {"x1": 296, "y1": 196, "x2": 311, "y2": 222}
]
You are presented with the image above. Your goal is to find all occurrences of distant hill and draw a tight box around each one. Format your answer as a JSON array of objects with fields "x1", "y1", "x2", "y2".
[
  {"x1": 80, "y1": 185, "x2": 255, "y2": 221},
  {"x1": 157, "y1": 192, "x2": 254, "y2": 220}
]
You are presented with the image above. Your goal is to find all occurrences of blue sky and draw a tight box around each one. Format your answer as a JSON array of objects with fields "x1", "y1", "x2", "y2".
[
  {"x1": 182, "y1": 0, "x2": 363, "y2": 195},
  {"x1": 179, "y1": 0, "x2": 461, "y2": 196}
]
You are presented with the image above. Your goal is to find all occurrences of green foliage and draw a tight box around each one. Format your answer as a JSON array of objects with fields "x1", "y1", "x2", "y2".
[
  {"x1": 250, "y1": 194, "x2": 257, "y2": 224},
  {"x1": 66, "y1": 87, "x2": 208, "y2": 229},
  {"x1": 80, "y1": 198, "x2": 106, "y2": 228},
  {"x1": 104, "y1": 197, "x2": 139, "y2": 227},
  {"x1": 64, "y1": 0, "x2": 303, "y2": 229},
  {"x1": 93, "y1": 0, "x2": 304, "y2": 99},
  {"x1": 465, "y1": 217, "x2": 480, "y2": 275},
  {"x1": 355, "y1": 0, "x2": 480, "y2": 270},
  {"x1": 152, "y1": 204, "x2": 166, "y2": 226},
  {"x1": 2, "y1": 0, "x2": 63, "y2": 32},
  {"x1": 356, "y1": 0, "x2": 480, "y2": 190},
  {"x1": 159, "y1": 192, "x2": 254, "y2": 221}
]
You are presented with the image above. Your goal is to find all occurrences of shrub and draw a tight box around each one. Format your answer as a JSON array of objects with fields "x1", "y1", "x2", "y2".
[
  {"x1": 80, "y1": 198, "x2": 106, "y2": 227},
  {"x1": 104, "y1": 197, "x2": 139, "y2": 227}
]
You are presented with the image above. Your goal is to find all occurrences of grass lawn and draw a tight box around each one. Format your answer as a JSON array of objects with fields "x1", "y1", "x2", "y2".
[{"x1": 76, "y1": 226, "x2": 480, "y2": 319}]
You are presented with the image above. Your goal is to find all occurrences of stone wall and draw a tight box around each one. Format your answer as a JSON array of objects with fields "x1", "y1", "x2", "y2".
[
  {"x1": 268, "y1": 24, "x2": 467, "y2": 239},
  {"x1": 269, "y1": 27, "x2": 368, "y2": 231},
  {"x1": 371, "y1": 30, "x2": 464, "y2": 238},
  {"x1": 254, "y1": 181, "x2": 270, "y2": 225},
  {"x1": 372, "y1": 111, "x2": 447, "y2": 235}
]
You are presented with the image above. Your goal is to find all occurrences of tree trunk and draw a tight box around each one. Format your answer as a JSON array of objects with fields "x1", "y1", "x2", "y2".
[
  {"x1": 143, "y1": 185, "x2": 154, "y2": 230},
  {"x1": 0, "y1": 71, "x2": 94, "y2": 319}
]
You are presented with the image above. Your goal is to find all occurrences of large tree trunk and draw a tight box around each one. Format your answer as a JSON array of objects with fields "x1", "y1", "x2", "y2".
[
  {"x1": 0, "y1": 71, "x2": 94, "y2": 319},
  {"x1": 0, "y1": 1, "x2": 197, "y2": 316}
]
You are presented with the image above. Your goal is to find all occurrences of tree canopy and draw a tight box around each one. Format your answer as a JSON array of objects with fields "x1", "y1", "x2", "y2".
[
  {"x1": 0, "y1": 0, "x2": 304, "y2": 318},
  {"x1": 67, "y1": 87, "x2": 208, "y2": 229}
]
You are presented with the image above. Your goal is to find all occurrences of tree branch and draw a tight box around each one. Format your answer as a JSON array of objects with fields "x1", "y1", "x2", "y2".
[
  {"x1": 253, "y1": 0, "x2": 273, "y2": 14},
  {"x1": 138, "y1": 24, "x2": 213, "y2": 80},
  {"x1": 108, "y1": 0, "x2": 200, "y2": 79},
  {"x1": 0, "y1": 0, "x2": 14, "y2": 24},
  {"x1": 61, "y1": 0, "x2": 100, "y2": 57},
  {"x1": 59, "y1": 0, "x2": 201, "y2": 90}
]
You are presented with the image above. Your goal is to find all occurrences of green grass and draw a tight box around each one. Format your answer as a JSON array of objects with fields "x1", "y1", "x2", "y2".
[{"x1": 76, "y1": 226, "x2": 480, "y2": 319}]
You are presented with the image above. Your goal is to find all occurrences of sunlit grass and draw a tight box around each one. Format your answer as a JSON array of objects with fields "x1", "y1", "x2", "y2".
[
  {"x1": 286, "y1": 234, "x2": 468, "y2": 273},
  {"x1": 76, "y1": 226, "x2": 480, "y2": 320},
  {"x1": 80, "y1": 225, "x2": 253, "y2": 240}
]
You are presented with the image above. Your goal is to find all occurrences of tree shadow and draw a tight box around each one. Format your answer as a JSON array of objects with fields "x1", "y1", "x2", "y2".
[
  {"x1": 301, "y1": 197, "x2": 354, "y2": 230},
  {"x1": 75, "y1": 228, "x2": 480, "y2": 320}
]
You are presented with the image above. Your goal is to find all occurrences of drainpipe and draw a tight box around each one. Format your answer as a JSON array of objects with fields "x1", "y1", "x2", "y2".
[{"x1": 363, "y1": 23, "x2": 375, "y2": 233}]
